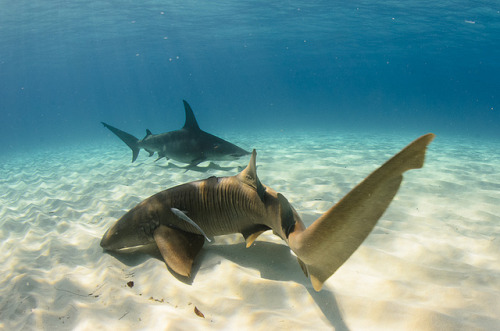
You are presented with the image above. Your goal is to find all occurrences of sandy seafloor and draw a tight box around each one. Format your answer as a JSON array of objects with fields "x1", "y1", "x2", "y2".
[{"x1": 1, "y1": 130, "x2": 499, "y2": 330}]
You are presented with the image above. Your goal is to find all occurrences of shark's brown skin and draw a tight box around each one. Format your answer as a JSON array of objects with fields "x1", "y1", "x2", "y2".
[{"x1": 101, "y1": 133, "x2": 435, "y2": 291}]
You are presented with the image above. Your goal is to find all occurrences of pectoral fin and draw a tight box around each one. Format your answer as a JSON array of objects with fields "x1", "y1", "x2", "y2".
[
  {"x1": 241, "y1": 224, "x2": 271, "y2": 247},
  {"x1": 189, "y1": 157, "x2": 206, "y2": 167},
  {"x1": 289, "y1": 133, "x2": 435, "y2": 291},
  {"x1": 153, "y1": 225, "x2": 205, "y2": 278}
]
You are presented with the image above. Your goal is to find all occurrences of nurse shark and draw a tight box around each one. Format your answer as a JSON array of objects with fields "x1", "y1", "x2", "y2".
[
  {"x1": 102, "y1": 100, "x2": 250, "y2": 167},
  {"x1": 100, "y1": 133, "x2": 435, "y2": 291}
]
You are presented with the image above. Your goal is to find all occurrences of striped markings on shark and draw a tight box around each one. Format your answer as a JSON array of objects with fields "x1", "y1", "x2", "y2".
[
  {"x1": 102, "y1": 100, "x2": 250, "y2": 167},
  {"x1": 100, "y1": 133, "x2": 435, "y2": 291}
]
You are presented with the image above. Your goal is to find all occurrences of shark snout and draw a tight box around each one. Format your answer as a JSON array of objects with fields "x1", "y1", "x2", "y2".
[
  {"x1": 100, "y1": 210, "x2": 156, "y2": 252},
  {"x1": 228, "y1": 148, "x2": 251, "y2": 159},
  {"x1": 100, "y1": 227, "x2": 114, "y2": 250},
  {"x1": 232, "y1": 151, "x2": 251, "y2": 158},
  {"x1": 100, "y1": 221, "x2": 127, "y2": 251}
]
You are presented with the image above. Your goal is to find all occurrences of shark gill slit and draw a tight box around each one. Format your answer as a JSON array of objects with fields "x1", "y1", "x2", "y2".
[
  {"x1": 224, "y1": 185, "x2": 240, "y2": 227},
  {"x1": 214, "y1": 183, "x2": 234, "y2": 234}
]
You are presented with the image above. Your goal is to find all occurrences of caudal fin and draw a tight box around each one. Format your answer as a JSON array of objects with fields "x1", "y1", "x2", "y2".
[
  {"x1": 102, "y1": 122, "x2": 141, "y2": 162},
  {"x1": 288, "y1": 133, "x2": 435, "y2": 291}
]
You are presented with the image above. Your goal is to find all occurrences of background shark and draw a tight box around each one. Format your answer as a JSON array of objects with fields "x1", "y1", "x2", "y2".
[{"x1": 102, "y1": 100, "x2": 250, "y2": 167}]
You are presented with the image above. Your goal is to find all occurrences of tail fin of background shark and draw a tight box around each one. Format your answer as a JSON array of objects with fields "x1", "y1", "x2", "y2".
[
  {"x1": 102, "y1": 122, "x2": 141, "y2": 162},
  {"x1": 288, "y1": 133, "x2": 435, "y2": 291}
]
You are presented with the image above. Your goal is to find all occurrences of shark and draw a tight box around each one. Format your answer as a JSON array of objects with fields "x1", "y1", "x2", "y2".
[
  {"x1": 100, "y1": 133, "x2": 435, "y2": 291},
  {"x1": 102, "y1": 100, "x2": 250, "y2": 167}
]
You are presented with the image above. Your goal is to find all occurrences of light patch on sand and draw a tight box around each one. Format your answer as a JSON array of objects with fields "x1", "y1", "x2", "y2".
[{"x1": 0, "y1": 132, "x2": 499, "y2": 330}]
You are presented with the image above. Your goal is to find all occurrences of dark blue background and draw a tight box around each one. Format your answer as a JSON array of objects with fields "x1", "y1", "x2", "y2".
[{"x1": 1, "y1": 1, "x2": 499, "y2": 152}]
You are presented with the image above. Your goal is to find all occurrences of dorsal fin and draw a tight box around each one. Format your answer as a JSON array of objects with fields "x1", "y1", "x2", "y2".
[
  {"x1": 237, "y1": 150, "x2": 265, "y2": 201},
  {"x1": 182, "y1": 100, "x2": 201, "y2": 131},
  {"x1": 146, "y1": 129, "x2": 153, "y2": 136}
]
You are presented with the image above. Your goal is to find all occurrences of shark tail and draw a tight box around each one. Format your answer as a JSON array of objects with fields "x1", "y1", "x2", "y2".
[
  {"x1": 102, "y1": 122, "x2": 141, "y2": 162},
  {"x1": 288, "y1": 133, "x2": 435, "y2": 291}
]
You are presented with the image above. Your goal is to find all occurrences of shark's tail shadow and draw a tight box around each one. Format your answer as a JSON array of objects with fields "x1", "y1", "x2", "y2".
[
  {"x1": 288, "y1": 133, "x2": 435, "y2": 291},
  {"x1": 102, "y1": 122, "x2": 141, "y2": 162}
]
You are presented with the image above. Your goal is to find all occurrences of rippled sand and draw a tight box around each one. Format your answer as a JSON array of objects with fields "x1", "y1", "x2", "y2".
[{"x1": 1, "y1": 131, "x2": 499, "y2": 330}]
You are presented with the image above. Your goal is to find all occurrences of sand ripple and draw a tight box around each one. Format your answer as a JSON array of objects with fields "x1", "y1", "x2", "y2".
[{"x1": 0, "y1": 133, "x2": 499, "y2": 330}]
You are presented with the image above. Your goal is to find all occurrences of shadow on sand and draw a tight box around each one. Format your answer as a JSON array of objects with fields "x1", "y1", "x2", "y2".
[
  {"x1": 104, "y1": 240, "x2": 349, "y2": 330},
  {"x1": 207, "y1": 242, "x2": 349, "y2": 330},
  {"x1": 155, "y1": 161, "x2": 245, "y2": 173}
]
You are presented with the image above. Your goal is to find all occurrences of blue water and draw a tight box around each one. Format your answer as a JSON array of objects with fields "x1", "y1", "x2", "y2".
[
  {"x1": 1, "y1": 1, "x2": 499, "y2": 152},
  {"x1": 1, "y1": 3, "x2": 500, "y2": 328}
]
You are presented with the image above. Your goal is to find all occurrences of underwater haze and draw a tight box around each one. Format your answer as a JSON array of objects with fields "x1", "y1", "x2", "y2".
[
  {"x1": 2, "y1": 1, "x2": 500, "y2": 330},
  {"x1": 1, "y1": 1, "x2": 499, "y2": 151}
]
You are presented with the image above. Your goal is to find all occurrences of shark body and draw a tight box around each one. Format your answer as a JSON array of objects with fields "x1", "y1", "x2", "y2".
[
  {"x1": 102, "y1": 100, "x2": 250, "y2": 167},
  {"x1": 101, "y1": 133, "x2": 435, "y2": 291}
]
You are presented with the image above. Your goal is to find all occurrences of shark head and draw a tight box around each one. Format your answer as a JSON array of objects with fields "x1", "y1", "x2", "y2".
[
  {"x1": 100, "y1": 201, "x2": 157, "y2": 251},
  {"x1": 205, "y1": 141, "x2": 251, "y2": 161}
]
